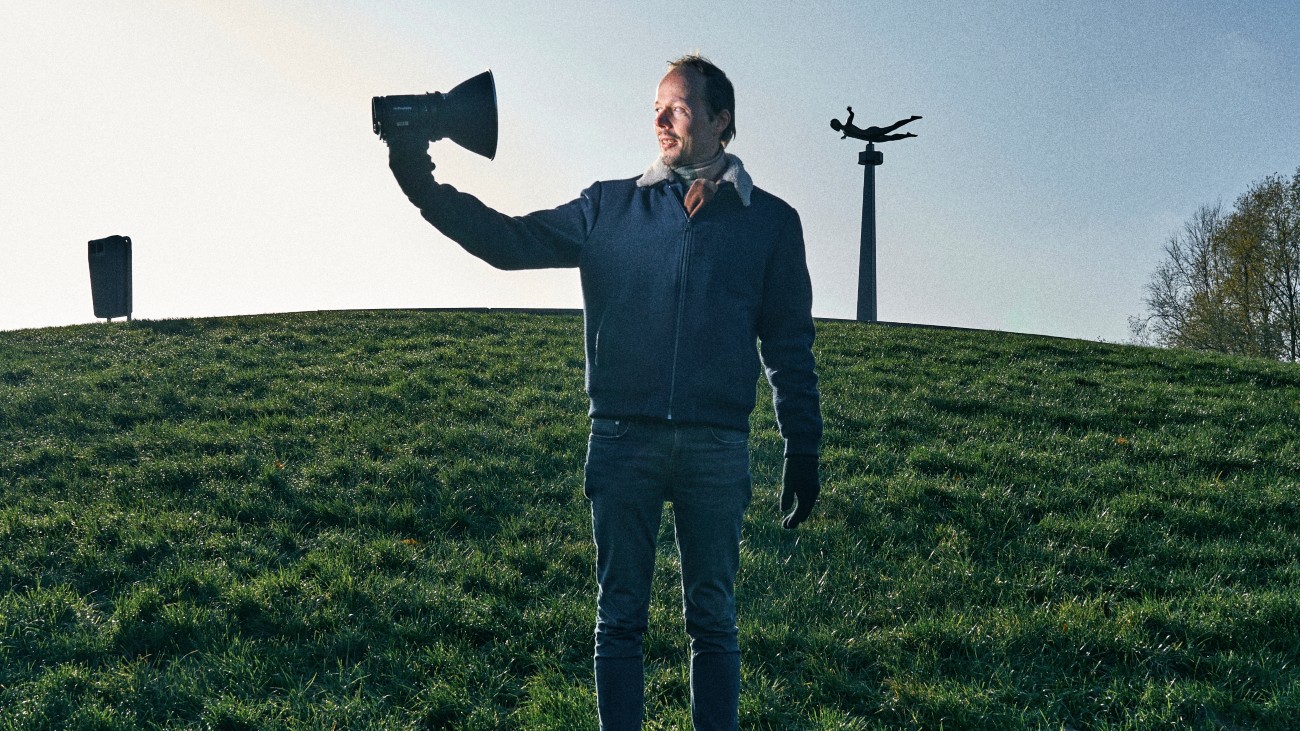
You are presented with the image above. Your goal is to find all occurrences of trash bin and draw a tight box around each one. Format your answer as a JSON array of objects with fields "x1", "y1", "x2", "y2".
[{"x1": 88, "y1": 235, "x2": 132, "y2": 321}]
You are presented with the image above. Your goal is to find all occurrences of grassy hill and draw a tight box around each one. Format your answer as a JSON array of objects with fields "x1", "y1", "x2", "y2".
[{"x1": 1, "y1": 310, "x2": 1297, "y2": 730}]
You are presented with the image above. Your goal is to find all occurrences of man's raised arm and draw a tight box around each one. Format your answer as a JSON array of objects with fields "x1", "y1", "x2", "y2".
[{"x1": 386, "y1": 137, "x2": 589, "y2": 271}]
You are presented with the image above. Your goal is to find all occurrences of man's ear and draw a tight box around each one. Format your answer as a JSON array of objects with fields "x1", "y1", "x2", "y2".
[{"x1": 713, "y1": 109, "x2": 732, "y2": 138}]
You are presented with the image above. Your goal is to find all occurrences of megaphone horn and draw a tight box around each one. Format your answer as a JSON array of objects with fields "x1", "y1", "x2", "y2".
[{"x1": 371, "y1": 69, "x2": 498, "y2": 160}]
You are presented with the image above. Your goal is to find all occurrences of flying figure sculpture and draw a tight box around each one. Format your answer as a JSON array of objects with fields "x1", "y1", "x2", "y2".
[{"x1": 831, "y1": 107, "x2": 921, "y2": 143}]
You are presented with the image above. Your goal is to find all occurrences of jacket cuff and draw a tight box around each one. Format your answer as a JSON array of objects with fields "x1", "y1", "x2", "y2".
[{"x1": 783, "y1": 436, "x2": 821, "y2": 458}]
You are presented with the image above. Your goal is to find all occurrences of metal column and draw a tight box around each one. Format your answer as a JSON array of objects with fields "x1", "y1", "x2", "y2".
[{"x1": 857, "y1": 144, "x2": 884, "y2": 322}]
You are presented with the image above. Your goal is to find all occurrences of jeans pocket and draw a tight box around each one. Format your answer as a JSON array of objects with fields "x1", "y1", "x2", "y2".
[
  {"x1": 708, "y1": 426, "x2": 749, "y2": 446},
  {"x1": 590, "y1": 418, "x2": 631, "y2": 440}
]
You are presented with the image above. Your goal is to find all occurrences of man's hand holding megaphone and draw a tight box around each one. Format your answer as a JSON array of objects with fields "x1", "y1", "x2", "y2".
[
  {"x1": 387, "y1": 137, "x2": 437, "y2": 208},
  {"x1": 375, "y1": 69, "x2": 498, "y2": 208}
]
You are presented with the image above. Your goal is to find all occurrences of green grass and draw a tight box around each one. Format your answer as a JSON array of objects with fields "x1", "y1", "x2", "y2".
[{"x1": 1, "y1": 309, "x2": 1297, "y2": 730}]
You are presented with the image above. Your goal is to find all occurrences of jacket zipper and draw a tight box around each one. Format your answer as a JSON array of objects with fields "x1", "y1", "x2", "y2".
[{"x1": 666, "y1": 209, "x2": 694, "y2": 421}]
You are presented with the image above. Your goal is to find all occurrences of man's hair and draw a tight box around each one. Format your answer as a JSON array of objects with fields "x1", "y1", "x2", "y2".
[{"x1": 668, "y1": 54, "x2": 736, "y2": 147}]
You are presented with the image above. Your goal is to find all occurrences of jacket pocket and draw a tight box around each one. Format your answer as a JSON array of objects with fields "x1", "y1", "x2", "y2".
[{"x1": 708, "y1": 426, "x2": 749, "y2": 446}]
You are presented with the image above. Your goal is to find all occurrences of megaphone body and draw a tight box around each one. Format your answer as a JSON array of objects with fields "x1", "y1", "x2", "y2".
[{"x1": 372, "y1": 69, "x2": 498, "y2": 159}]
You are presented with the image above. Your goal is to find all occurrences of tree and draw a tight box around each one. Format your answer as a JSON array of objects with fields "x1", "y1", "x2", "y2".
[{"x1": 1131, "y1": 168, "x2": 1300, "y2": 362}]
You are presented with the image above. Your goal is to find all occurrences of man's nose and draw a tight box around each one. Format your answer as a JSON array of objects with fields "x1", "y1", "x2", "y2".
[{"x1": 654, "y1": 110, "x2": 671, "y2": 128}]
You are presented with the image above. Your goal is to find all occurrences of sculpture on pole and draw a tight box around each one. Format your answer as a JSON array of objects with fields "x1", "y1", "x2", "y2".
[
  {"x1": 833, "y1": 108, "x2": 921, "y2": 323},
  {"x1": 831, "y1": 107, "x2": 921, "y2": 143}
]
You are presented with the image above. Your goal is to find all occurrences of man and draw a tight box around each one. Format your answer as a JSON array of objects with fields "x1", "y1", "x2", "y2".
[{"x1": 386, "y1": 54, "x2": 822, "y2": 731}]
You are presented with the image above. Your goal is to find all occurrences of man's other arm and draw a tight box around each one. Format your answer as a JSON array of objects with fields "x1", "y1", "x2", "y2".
[
  {"x1": 757, "y1": 210, "x2": 823, "y2": 457},
  {"x1": 757, "y1": 209, "x2": 824, "y2": 529}
]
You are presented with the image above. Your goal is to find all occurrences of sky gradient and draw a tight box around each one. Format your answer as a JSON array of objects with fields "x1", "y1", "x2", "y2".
[{"x1": 3, "y1": 1, "x2": 1299, "y2": 341}]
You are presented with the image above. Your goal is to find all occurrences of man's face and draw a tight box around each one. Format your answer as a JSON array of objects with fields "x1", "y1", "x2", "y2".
[{"x1": 654, "y1": 68, "x2": 730, "y2": 168}]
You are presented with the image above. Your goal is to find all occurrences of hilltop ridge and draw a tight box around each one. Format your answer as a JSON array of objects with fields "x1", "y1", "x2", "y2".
[{"x1": 2, "y1": 310, "x2": 1297, "y2": 729}]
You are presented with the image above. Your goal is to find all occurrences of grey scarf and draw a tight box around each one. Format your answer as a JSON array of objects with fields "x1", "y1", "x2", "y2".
[{"x1": 636, "y1": 151, "x2": 754, "y2": 207}]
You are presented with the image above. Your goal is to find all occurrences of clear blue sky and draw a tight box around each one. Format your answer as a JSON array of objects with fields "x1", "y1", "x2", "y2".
[{"x1": 3, "y1": 1, "x2": 1298, "y2": 341}]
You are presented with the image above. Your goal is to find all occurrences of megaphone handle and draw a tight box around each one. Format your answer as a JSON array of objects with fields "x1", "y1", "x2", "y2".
[{"x1": 388, "y1": 137, "x2": 438, "y2": 206}]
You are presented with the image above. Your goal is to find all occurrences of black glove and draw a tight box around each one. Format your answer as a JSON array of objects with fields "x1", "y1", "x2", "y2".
[
  {"x1": 780, "y1": 454, "x2": 820, "y2": 529},
  {"x1": 386, "y1": 135, "x2": 437, "y2": 207}
]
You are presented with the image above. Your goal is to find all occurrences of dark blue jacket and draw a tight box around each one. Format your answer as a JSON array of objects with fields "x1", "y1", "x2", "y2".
[{"x1": 415, "y1": 175, "x2": 822, "y2": 456}]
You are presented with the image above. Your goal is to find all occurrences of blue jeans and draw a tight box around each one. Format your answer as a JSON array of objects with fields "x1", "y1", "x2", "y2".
[{"x1": 584, "y1": 418, "x2": 752, "y2": 731}]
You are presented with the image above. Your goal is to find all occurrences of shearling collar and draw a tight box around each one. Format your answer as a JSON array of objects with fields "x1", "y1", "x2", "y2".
[{"x1": 636, "y1": 152, "x2": 753, "y2": 207}]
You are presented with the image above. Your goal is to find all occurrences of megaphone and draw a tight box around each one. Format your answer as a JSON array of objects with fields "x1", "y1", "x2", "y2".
[{"x1": 371, "y1": 69, "x2": 498, "y2": 160}]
